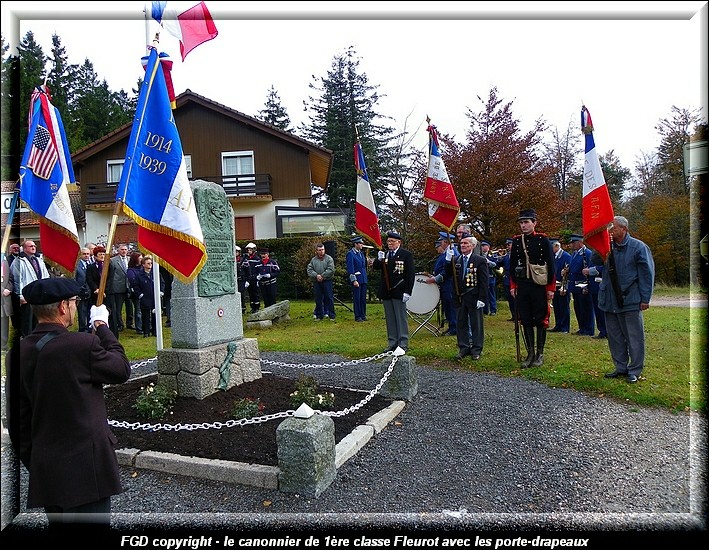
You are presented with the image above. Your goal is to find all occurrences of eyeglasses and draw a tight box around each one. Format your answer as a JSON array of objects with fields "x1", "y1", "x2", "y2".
[{"x1": 66, "y1": 297, "x2": 80, "y2": 303}]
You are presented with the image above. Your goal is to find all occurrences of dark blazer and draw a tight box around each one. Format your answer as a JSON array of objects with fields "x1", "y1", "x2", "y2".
[
  {"x1": 86, "y1": 260, "x2": 114, "y2": 306},
  {"x1": 6, "y1": 322, "x2": 130, "y2": 509},
  {"x1": 446, "y1": 252, "x2": 489, "y2": 304},
  {"x1": 132, "y1": 269, "x2": 165, "y2": 309},
  {"x1": 373, "y1": 247, "x2": 415, "y2": 300}
]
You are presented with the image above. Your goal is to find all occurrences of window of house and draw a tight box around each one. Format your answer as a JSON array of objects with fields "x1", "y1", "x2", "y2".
[
  {"x1": 222, "y1": 151, "x2": 255, "y2": 195},
  {"x1": 107, "y1": 160, "x2": 124, "y2": 183},
  {"x1": 184, "y1": 155, "x2": 192, "y2": 179}
]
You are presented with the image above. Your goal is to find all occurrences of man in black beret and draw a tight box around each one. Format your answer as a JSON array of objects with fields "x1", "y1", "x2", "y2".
[
  {"x1": 373, "y1": 231, "x2": 415, "y2": 352},
  {"x1": 5, "y1": 277, "x2": 131, "y2": 533},
  {"x1": 509, "y1": 208, "x2": 555, "y2": 368}
]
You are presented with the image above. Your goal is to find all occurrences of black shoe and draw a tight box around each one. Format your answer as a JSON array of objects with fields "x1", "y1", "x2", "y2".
[
  {"x1": 592, "y1": 334, "x2": 606, "y2": 339},
  {"x1": 455, "y1": 349, "x2": 471, "y2": 360},
  {"x1": 549, "y1": 327, "x2": 560, "y2": 332},
  {"x1": 626, "y1": 374, "x2": 638, "y2": 384},
  {"x1": 471, "y1": 354, "x2": 480, "y2": 360},
  {"x1": 604, "y1": 371, "x2": 624, "y2": 378},
  {"x1": 531, "y1": 353, "x2": 544, "y2": 367},
  {"x1": 165, "y1": 321, "x2": 171, "y2": 327},
  {"x1": 126, "y1": 325, "x2": 134, "y2": 330}
]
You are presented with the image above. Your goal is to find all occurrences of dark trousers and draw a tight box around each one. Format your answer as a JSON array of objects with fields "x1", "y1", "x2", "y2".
[
  {"x1": 259, "y1": 281, "x2": 277, "y2": 307},
  {"x1": 45, "y1": 496, "x2": 111, "y2": 534},
  {"x1": 141, "y1": 306, "x2": 156, "y2": 336},
  {"x1": 77, "y1": 299, "x2": 91, "y2": 332},
  {"x1": 112, "y1": 292, "x2": 128, "y2": 329},
  {"x1": 484, "y1": 279, "x2": 497, "y2": 314},
  {"x1": 352, "y1": 282, "x2": 367, "y2": 321},
  {"x1": 552, "y1": 289, "x2": 571, "y2": 332},
  {"x1": 572, "y1": 290, "x2": 595, "y2": 335},
  {"x1": 440, "y1": 288, "x2": 457, "y2": 334},
  {"x1": 246, "y1": 280, "x2": 260, "y2": 312},
  {"x1": 456, "y1": 294, "x2": 484, "y2": 355},
  {"x1": 590, "y1": 291, "x2": 606, "y2": 336},
  {"x1": 19, "y1": 303, "x2": 36, "y2": 337},
  {"x1": 313, "y1": 280, "x2": 335, "y2": 319}
]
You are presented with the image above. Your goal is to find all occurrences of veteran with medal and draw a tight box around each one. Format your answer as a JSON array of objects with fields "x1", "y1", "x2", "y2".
[{"x1": 445, "y1": 234, "x2": 488, "y2": 360}]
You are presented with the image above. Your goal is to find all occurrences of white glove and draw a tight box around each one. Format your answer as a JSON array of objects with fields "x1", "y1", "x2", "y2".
[
  {"x1": 244, "y1": 281, "x2": 249, "y2": 288},
  {"x1": 159, "y1": 291, "x2": 164, "y2": 297},
  {"x1": 89, "y1": 304, "x2": 110, "y2": 326},
  {"x1": 477, "y1": 300, "x2": 485, "y2": 309},
  {"x1": 445, "y1": 247, "x2": 454, "y2": 261},
  {"x1": 402, "y1": 293, "x2": 411, "y2": 303},
  {"x1": 263, "y1": 273, "x2": 271, "y2": 279},
  {"x1": 256, "y1": 274, "x2": 262, "y2": 281},
  {"x1": 378, "y1": 251, "x2": 385, "y2": 261}
]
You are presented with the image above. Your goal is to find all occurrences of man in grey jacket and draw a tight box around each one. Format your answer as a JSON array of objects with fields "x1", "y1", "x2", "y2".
[{"x1": 599, "y1": 216, "x2": 655, "y2": 384}]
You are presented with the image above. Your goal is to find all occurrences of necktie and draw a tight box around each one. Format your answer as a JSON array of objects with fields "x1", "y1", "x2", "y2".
[
  {"x1": 462, "y1": 256, "x2": 468, "y2": 279},
  {"x1": 30, "y1": 256, "x2": 41, "y2": 279}
]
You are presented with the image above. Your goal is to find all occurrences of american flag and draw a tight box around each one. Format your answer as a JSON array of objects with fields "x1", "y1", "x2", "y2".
[{"x1": 27, "y1": 124, "x2": 58, "y2": 180}]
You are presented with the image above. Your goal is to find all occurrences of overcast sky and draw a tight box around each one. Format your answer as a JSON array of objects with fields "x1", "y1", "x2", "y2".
[{"x1": 2, "y1": 1, "x2": 707, "y2": 170}]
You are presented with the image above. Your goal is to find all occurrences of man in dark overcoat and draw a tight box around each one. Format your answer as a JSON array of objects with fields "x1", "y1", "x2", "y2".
[{"x1": 5, "y1": 277, "x2": 131, "y2": 533}]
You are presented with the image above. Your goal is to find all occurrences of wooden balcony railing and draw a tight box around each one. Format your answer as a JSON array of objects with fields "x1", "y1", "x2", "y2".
[{"x1": 84, "y1": 174, "x2": 272, "y2": 205}]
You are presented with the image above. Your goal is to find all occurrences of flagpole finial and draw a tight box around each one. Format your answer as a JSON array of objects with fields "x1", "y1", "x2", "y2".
[{"x1": 426, "y1": 115, "x2": 431, "y2": 124}]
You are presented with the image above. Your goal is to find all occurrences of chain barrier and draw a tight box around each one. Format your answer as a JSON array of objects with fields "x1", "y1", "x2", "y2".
[{"x1": 107, "y1": 351, "x2": 400, "y2": 432}]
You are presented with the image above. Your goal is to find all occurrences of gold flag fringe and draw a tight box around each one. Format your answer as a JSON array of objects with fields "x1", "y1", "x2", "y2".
[{"x1": 121, "y1": 203, "x2": 207, "y2": 285}]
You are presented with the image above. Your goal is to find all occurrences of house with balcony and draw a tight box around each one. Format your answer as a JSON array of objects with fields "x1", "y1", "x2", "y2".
[{"x1": 71, "y1": 89, "x2": 340, "y2": 246}]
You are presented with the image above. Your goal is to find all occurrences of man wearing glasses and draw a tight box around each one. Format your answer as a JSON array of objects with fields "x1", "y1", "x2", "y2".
[
  {"x1": 5, "y1": 277, "x2": 130, "y2": 533},
  {"x1": 11, "y1": 240, "x2": 50, "y2": 337}
]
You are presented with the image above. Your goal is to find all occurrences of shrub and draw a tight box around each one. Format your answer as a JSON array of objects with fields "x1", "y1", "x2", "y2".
[
  {"x1": 289, "y1": 374, "x2": 335, "y2": 410},
  {"x1": 229, "y1": 397, "x2": 265, "y2": 420},
  {"x1": 134, "y1": 382, "x2": 177, "y2": 419}
]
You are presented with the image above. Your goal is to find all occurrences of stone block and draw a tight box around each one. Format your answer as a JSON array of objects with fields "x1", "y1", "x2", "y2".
[
  {"x1": 276, "y1": 414, "x2": 336, "y2": 497},
  {"x1": 380, "y1": 355, "x2": 418, "y2": 400}
]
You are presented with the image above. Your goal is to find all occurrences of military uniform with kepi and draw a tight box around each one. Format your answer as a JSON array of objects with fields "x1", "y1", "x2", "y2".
[
  {"x1": 253, "y1": 247, "x2": 280, "y2": 308},
  {"x1": 509, "y1": 209, "x2": 555, "y2": 368}
]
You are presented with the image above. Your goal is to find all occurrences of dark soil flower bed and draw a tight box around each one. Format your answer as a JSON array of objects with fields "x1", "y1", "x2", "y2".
[{"x1": 105, "y1": 374, "x2": 394, "y2": 467}]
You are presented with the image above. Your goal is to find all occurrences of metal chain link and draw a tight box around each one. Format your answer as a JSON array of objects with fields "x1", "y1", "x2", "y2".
[
  {"x1": 108, "y1": 351, "x2": 400, "y2": 431},
  {"x1": 261, "y1": 351, "x2": 393, "y2": 369},
  {"x1": 130, "y1": 357, "x2": 158, "y2": 370}
]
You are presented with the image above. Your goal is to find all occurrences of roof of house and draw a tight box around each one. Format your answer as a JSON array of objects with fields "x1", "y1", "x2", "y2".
[
  {"x1": 71, "y1": 89, "x2": 334, "y2": 188},
  {"x1": 1, "y1": 180, "x2": 84, "y2": 229}
]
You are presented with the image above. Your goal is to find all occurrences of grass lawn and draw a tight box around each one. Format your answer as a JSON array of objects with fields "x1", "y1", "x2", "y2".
[{"x1": 2, "y1": 285, "x2": 705, "y2": 413}]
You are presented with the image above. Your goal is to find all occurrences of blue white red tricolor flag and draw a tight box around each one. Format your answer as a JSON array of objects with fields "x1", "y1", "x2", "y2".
[
  {"x1": 19, "y1": 85, "x2": 79, "y2": 274},
  {"x1": 117, "y1": 48, "x2": 206, "y2": 283},
  {"x1": 354, "y1": 140, "x2": 383, "y2": 248},
  {"x1": 150, "y1": 1, "x2": 218, "y2": 61},
  {"x1": 424, "y1": 119, "x2": 460, "y2": 231},
  {"x1": 581, "y1": 105, "x2": 614, "y2": 261}
]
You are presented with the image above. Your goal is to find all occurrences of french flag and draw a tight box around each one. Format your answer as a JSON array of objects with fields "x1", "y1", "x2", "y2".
[
  {"x1": 581, "y1": 105, "x2": 614, "y2": 261},
  {"x1": 354, "y1": 140, "x2": 382, "y2": 248},
  {"x1": 150, "y1": 1, "x2": 218, "y2": 61},
  {"x1": 424, "y1": 120, "x2": 460, "y2": 232}
]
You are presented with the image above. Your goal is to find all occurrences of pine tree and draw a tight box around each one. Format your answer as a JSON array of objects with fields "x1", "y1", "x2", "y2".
[
  {"x1": 301, "y1": 45, "x2": 395, "y2": 213},
  {"x1": 258, "y1": 85, "x2": 292, "y2": 132}
]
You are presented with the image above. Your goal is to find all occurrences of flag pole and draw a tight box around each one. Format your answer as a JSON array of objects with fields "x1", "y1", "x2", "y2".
[{"x1": 143, "y1": 6, "x2": 165, "y2": 350}]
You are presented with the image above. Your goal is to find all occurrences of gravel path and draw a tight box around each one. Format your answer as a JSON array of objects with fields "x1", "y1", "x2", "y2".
[{"x1": 3, "y1": 350, "x2": 705, "y2": 538}]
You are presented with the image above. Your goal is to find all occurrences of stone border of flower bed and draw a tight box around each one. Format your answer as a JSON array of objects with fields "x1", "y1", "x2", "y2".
[{"x1": 115, "y1": 400, "x2": 406, "y2": 489}]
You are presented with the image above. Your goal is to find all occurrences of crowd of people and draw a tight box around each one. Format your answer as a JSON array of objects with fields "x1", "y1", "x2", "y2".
[{"x1": 1, "y1": 212, "x2": 656, "y2": 531}]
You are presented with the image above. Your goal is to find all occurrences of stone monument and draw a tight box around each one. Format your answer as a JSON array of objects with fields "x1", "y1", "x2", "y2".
[{"x1": 157, "y1": 180, "x2": 261, "y2": 399}]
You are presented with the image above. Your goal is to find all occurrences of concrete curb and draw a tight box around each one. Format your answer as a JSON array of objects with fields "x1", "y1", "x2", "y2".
[{"x1": 116, "y1": 400, "x2": 406, "y2": 489}]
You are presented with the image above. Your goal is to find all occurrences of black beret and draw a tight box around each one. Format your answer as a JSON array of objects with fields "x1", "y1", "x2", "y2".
[
  {"x1": 351, "y1": 235, "x2": 364, "y2": 244},
  {"x1": 23, "y1": 277, "x2": 83, "y2": 305},
  {"x1": 258, "y1": 247, "x2": 269, "y2": 254},
  {"x1": 386, "y1": 231, "x2": 402, "y2": 241},
  {"x1": 518, "y1": 208, "x2": 537, "y2": 221}
]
